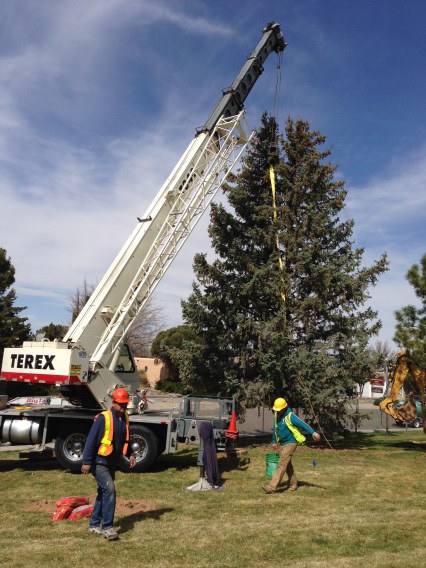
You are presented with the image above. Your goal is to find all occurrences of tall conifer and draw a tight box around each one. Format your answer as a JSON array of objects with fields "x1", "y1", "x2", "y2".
[
  {"x1": 181, "y1": 115, "x2": 388, "y2": 432},
  {"x1": 0, "y1": 248, "x2": 32, "y2": 368}
]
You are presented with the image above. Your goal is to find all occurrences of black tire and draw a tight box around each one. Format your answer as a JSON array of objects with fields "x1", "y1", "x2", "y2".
[
  {"x1": 412, "y1": 418, "x2": 421, "y2": 429},
  {"x1": 118, "y1": 425, "x2": 158, "y2": 473},
  {"x1": 55, "y1": 425, "x2": 89, "y2": 472},
  {"x1": 156, "y1": 434, "x2": 167, "y2": 457}
]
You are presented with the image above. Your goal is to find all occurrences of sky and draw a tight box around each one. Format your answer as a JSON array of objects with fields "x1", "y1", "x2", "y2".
[{"x1": 0, "y1": 0, "x2": 425, "y2": 349}]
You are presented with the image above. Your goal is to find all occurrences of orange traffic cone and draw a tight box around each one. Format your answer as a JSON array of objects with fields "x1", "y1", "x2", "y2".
[{"x1": 225, "y1": 411, "x2": 239, "y2": 439}]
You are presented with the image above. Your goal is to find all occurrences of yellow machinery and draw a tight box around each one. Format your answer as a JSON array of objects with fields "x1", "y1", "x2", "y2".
[{"x1": 379, "y1": 350, "x2": 426, "y2": 433}]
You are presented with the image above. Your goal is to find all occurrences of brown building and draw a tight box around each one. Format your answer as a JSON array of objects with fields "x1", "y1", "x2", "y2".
[{"x1": 134, "y1": 357, "x2": 169, "y2": 388}]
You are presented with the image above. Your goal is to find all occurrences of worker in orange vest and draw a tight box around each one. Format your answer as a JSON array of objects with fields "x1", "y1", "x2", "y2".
[{"x1": 82, "y1": 388, "x2": 136, "y2": 540}]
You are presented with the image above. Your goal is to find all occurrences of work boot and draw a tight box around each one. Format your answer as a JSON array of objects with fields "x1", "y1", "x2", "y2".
[
  {"x1": 262, "y1": 486, "x2": 274, "y2": 494},
  {"x1": 88, "y1": 525, "x2": 103, "y2": 536},
  {"x1": 102, "y1": 527, "x2": 119, "y2": 541}
]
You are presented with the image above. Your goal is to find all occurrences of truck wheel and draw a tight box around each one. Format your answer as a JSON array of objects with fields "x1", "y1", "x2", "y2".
[
  {"x1": 156, "y1": 435, "x2": 167, "y2": 456},
  {"x1": 119, "y1": 425, "x2": 158, "y2": 473},
  {"x1": 55, "y1": 427, "x2": 89, "y2": 472},
  {"x1": 412, "y1": 418, "x2": 421, "y2": 428}
]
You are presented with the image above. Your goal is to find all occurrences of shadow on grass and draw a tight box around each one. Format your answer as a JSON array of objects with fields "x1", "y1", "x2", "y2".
[
  {"x1": 117, "y1": 507, "x2": 173, "y2": 534},
  {"x1": 332, "y1": 432, "x2": 426, "y2": 452},
  {"x1": 237, "y1": 435, "x2": 271, "y2": 448},
  {"x1": 272, "y1": 480, "x2": 326, "y2": 494},
  {"x1": 236, "y1": 433, "x2": 425, "y2": 453},
  {"x1": 220, "y1": 456, "x2": 251, "y2": 474},
  {"x1": 149, "y1": 449, "x2": 197, "y2": 473},
  {"x1": 148, "y1": 448, "x2": 250, "y2": 475},
  {"x1": 0, "y1": 448, "x2": 251, "y2": 476},
  {"x1": 0, "y1": 456, "x2": 61, "y2": 472}
]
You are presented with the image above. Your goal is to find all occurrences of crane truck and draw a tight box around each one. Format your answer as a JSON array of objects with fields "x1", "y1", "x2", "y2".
[{"x1": 0, "y1": 23, "x2": 287, "y2": 472}]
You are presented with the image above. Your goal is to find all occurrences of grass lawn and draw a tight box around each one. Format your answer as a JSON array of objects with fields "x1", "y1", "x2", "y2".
[{"x1": 0, "y1": 431, "x2": 425, "y2": 568}]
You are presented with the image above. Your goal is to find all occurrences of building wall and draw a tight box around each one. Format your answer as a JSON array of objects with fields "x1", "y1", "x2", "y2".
[
  {"x1": 134, "y1": 357, "x2": 169, "y2": 388},
  {"x1": 359, "y1": 373, "x2": 405, "y2": 399},
  {"x1": 361, "y1": 375, "x2": 386, "y2": 398}
]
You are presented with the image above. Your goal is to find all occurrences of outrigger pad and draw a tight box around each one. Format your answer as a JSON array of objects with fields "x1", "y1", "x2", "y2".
[
  {"x1": 186, "y1": 478, "x2": 225, "y2": 492},
  {"x1": 186, "y1": 477, "x2": 214, "y2": 492}
]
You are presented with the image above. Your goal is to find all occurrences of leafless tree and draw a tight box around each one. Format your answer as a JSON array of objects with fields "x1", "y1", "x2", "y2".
[
  {"x1": 66, "y1": 279, "x2": 165, "y2": 356},
  {"x1": 127, "y1": 297, "x2": 165, "y2": 357},
  {"x1": 372, "y1": 340, "x2": 395, "y2": 369},
  {"x1": 66, "y1": 278, "x2": 96, "y2": 324}
]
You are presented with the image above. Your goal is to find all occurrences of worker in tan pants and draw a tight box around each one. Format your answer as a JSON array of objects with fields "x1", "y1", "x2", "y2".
[{"x1": 262, "y1": 398, "x2": 320, "y2": 494}]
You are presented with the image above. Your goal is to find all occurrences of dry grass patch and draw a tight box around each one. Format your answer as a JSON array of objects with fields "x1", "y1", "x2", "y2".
[{"x1": 0, "y1": 431, "x2": 425, "y2": 567}]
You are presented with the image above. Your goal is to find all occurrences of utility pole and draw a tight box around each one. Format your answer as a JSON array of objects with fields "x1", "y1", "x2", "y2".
[
  {"x1": 355, "y1": 388, "x2": 360, "y2": 434},
  {"x1": 384, "y1": 364, "x2": 389, "y2": 434}
]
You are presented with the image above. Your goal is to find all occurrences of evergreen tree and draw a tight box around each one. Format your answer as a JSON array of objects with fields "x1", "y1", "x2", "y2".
[
  {"x1": 393, "y1": 253, "x2": 426, "y2": 367},
  {"x1": 35, "y1": 323, "x2": 69, "y2": 341},
  {"x1": 0, "y1": 248, "x2": 32, "y2": 368},
  {"x1": 151, "y1": 325, "x2": 202, "y2": 393},
  {"x1": 180, "y1": 115, "x2": 388, "y2": 432}
]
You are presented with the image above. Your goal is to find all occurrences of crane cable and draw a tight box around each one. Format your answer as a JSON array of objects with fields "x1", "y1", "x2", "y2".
[
  {"x1": 268, "y1": 51, "x2": 346, "y2": 462},
  {"x1": 298, "y1": 378, "x2": 347, "y2": 461}
]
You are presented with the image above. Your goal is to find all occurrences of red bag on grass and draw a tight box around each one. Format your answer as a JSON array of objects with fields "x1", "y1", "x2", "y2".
[
  {"x1": 52, "y1": 506, "x2": 73, "y2": 522},
  {"x1": 68, "y1": 504, "x2": 94, "y2": 521},
  {"x1": 55, "y1": 496, "x2": 89, "y2": 508}
]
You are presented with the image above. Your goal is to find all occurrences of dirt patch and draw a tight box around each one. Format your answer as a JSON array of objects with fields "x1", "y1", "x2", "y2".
[
  {"x1": 23, "y1": 497, "x2": 156, "y2": 517},
  {"x1": 115, "y1": 498, "x2": 156, "y2": 516}
]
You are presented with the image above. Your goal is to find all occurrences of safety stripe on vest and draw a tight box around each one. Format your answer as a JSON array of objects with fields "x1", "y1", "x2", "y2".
[
  {"x1": 98, "y1": 410, "x2": 113, "y2": 456},
  {"x1": 284, "y1": 412, "x2": 306, "y2": 445},
  {"x1": 96, "y1": 410, "x2": 130, "y2": 457}
]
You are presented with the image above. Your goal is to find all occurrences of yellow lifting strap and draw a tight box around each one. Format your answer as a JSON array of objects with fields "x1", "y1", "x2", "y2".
[{"x1": 269, "y1": 164, "x2": 286, "y2": 305}]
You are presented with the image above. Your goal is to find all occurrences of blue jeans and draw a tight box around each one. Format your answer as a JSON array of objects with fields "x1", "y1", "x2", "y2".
[{"x1": 90, "y1": 464, "x2": 116, "y2": 529}]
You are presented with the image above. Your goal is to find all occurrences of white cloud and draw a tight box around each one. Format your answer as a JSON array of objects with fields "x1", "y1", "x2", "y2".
[
  {"x1": 344, "y1": 148, "x2": 426, "y2": 346},
  {"x1": 0, "y1": 0, "x2": 231, "y2": 309},
  {"x1": 1, "y1": 1, "x2": 424, "y2": 351},
  {"x1": 346, "y1": 147, "x2": 426, "y2": 240}
]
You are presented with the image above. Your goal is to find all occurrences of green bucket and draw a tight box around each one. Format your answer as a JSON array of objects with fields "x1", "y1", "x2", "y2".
[{"x1": 266, "y1": 453, "x2": 280, "y2": 478}]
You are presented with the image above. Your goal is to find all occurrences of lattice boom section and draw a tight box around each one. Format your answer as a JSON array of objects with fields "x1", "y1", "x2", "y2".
[{"x1": 92, "y1": 113, "x2": 253, "y2": 367}]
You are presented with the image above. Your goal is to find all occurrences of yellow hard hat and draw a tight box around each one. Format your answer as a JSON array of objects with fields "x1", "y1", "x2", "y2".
[{"x1": 273, "y1": 397, "x2": 287, "y2": 411}]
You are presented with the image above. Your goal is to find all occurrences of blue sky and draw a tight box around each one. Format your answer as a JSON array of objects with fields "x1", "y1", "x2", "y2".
[{"x1": 0, "y1": 0, "x2": 425, "y2": 349}]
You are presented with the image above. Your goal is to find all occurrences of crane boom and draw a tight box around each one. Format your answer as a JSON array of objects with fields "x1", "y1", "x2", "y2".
[
  {"x1": 66, "y1": 113, "x2": 253, "y2": 367},
  {"x1": 1, "y1": 22, "x2": 287, "y2": 408},
  {"x1": 64, "y1": 24, "x2": 286, "y2": 367},
  {"x1": 201, "y1": 22, "x2": 286, "y2": 133}
]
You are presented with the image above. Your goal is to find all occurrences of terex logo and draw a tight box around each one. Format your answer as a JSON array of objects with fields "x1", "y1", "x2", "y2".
[{"x1": 10, "y1": 354, "x2": 56, "y2": 370}]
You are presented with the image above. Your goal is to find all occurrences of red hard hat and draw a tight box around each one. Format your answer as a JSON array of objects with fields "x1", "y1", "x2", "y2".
[{"x1": 112, "y1": 388, "x2": 131, "y2": 403}]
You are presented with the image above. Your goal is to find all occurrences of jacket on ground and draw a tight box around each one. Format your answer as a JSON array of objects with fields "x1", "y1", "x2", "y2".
[{"x1": 199, "y1": 421, "x2": 220, "y2": 486}]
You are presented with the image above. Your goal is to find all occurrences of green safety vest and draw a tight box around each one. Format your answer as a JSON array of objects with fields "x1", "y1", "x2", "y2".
[{"x1": 283, "y1": 412, "x2": 306, "y2": 445}]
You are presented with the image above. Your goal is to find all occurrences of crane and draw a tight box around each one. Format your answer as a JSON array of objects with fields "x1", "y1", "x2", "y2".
[
  {"x1": 0, "y1": 23, "x2": 287, "y2": 472},
  {"x1": 2, "y1": 22, "x2": 286, "y2": 409}
]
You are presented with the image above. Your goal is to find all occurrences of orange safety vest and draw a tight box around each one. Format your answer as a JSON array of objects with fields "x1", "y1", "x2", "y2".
[{"x1": 96, "y1": 409, "x2": 130, "y2": 456}]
